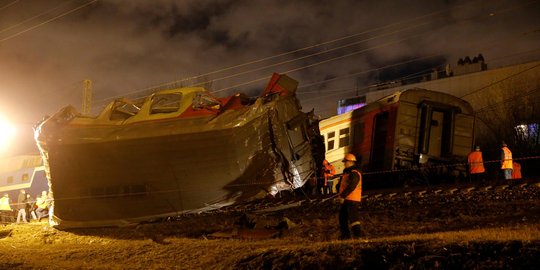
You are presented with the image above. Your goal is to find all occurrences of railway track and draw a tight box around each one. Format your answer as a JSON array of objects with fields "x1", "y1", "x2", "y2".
[{"x1": 173, "y1": 178, "x2": 540, "y2": 220}]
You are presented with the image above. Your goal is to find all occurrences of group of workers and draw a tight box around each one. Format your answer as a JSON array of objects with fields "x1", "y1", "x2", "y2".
[
  {"x1": 467, "y1": 142, "x2": 522, "y2": 182},
  {"x1": 0, "y1": 190, "x2": 52, "y2": 223},
  {"x1": 328, "y1": 141, "x2": 524, "y2": 241}
]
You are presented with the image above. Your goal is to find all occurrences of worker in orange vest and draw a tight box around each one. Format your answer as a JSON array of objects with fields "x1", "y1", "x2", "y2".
[
  {"x1": 501, "y1": 142, "x2": 513, "y2": 180},
  {"x1": 511, "y1": 162, "x2": 522, "y2": 179},
  {"x1": 467, "y1": 146, "x2": 485, "y2": 183},
  {"x1": 337, "y1": 153, "x2": 363, "y2": 239},
  {"x1": 322, "y1": 160, "x2": 336, "y2": 194}
]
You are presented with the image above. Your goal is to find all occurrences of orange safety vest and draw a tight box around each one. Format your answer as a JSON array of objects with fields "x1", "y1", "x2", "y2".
[
  {"x1": 467, "y1": 151, "x2": 485, "y2": 174},
  {"x1": 339, "y1": 169, "x2": 362, "y2": 202},
  {"x1": 323, "y1": 163, "x2": 336, "y2": 185},
  {"x1": 501, "y1": 147, "x2": 513, "y2": 170}
]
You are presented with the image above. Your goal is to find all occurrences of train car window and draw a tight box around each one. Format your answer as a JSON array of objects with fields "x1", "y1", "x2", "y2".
[
  {"x1": 339, "y1": 128, "x2": 350, "y2": 148},
  {"x1": 327, "y1": 131, "x2": 335, "y2": 150},
  {"x1": 151, "y1": 93, "x2": 182, "y2": 114},
  {"x1": 328, "y1": 140, "x2": 335, "y2": 150},
  {"x1": 110, "y1": 102, "x2": 141, "y2": 120},
  {"x1": 22, "y1": 173, "x2": 29, "y2": 182}
]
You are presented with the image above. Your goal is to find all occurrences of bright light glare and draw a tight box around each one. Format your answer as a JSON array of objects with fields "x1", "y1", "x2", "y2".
[{"x1": 0, "y1": 115, "x2": 16, "y2": 152}]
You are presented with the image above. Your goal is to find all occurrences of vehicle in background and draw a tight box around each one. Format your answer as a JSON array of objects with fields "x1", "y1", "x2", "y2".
[{"x1": 0, "y1": 155, "x2": 48, "y2": 200}]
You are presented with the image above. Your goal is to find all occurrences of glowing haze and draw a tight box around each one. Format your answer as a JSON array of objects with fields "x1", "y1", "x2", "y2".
[{"x1": 0, "y1": 114, "x2": 16, "y2": 153}]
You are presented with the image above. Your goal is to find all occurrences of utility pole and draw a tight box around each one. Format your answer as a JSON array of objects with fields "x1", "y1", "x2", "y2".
[{"x1": 82, "y1": 79, "x2": 92, "y2": 116}]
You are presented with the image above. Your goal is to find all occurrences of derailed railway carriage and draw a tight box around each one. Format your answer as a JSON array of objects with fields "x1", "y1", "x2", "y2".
[
  {"x1": 35, "y1": 73, "x2": 319, "y2": 229},
  {"x1": 320, "y1": 88, "x2": 475, "y2": 187}
]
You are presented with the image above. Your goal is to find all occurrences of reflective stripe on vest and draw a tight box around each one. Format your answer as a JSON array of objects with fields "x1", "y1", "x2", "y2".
[
  {"x1": 502, "y1": 147, "x2": 513, "y2": 169},
  {"x1": 339, "y1": 169, "x2": 362, "y2": 202},
  {"x1": 468, "y1": 151, "x2": 485, "y2": 173}
]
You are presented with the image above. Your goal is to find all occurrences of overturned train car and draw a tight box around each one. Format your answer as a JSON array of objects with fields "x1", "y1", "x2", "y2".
[
  {"x1": 320, "y1": 88, "x2": 475, "y2": 187},
  {"x1": 35, "y1": 73, "x2": 319, "y2": 228}
]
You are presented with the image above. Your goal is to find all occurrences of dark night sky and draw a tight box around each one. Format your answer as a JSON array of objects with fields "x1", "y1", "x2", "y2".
[{"x1": 1, "y1": 0, "x2": 539, "y2": 157}]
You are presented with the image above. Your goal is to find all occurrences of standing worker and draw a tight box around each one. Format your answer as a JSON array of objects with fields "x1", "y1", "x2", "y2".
[
  {"x1": 336, "y1": 153, "x2": 363, "y2": 239},
  {"x1": 16, "y1": 190, "x2": 28, "y2": 223},
  {"x1": 322, "y1": 159, "x2": 336, "y2": 194},
  {"x1": 0, "y1": 194, "x2": 13, "y2": 223},
  {"x1": 501, "y1": 142, "x2": 513, "y2": 180},
  {"x1": 0, "y1": 194, "x2": 11, "y2": 211},
  {"x1": 467, "y1": 146, "x2": 485, "y2": 183}
]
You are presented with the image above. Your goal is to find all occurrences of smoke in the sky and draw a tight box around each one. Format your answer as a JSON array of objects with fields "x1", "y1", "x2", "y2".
[{"x1": 0, "y1": 0, "x2": 539, "y2": 155}]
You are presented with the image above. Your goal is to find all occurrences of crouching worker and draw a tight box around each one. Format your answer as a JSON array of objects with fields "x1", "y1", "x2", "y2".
[
  {"x1": 35, "y1": 191, "x2": 49, "y2": 222},
  {"x1": 337, "y1": 153, "x2": 363, "y2": 239}
]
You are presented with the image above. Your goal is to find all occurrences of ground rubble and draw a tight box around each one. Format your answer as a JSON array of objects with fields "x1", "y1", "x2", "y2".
[{"x1": 0, "y1": 179, "x2": 539, "y2": 269}]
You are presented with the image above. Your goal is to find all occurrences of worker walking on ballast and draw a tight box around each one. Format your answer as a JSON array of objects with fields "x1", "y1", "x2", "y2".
[
  {"x1": 337, "y1": 153, "x2": 363, "y2": 239},
  {"x1": 467, "y1": 146, "x2": 485, "y2": 183}
]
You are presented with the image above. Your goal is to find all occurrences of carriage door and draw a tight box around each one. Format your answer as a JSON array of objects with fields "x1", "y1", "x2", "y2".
[
  {"x1": 418, "y1": 102, "x2": 455, "y2": 158},
  {"x1": 370, "y1": 111, "x2": 389, "y2": 170},
  {"x1": 428, "y1": 111, "x2": 443, "y2": 157}
]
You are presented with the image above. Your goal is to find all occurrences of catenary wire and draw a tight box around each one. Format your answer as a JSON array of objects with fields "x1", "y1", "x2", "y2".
[
  {"x1": 95, "y1": 0, "x2": 486, "y2": 103},
  {"x1": 0, "y1": 0, "x2": 19, "y2": 12},
  {"x1": 0, "y1": 0, "x2": 72, "y2": 35},
  {"x1": 0, "y1": 0, "x2": 98, "y2": 43}
]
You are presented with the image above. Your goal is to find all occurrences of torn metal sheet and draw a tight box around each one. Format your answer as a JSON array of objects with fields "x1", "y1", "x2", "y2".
[{"x1": 34, "y1": 73, "x2": 320, "y2": 229}]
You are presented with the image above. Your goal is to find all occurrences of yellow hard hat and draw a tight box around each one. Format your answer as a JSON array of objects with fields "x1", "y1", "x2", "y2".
[{"x1": 342, "y1": 153, "x2": 357, "y2": 162}]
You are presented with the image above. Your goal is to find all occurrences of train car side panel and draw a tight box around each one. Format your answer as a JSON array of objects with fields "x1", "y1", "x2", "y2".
[
  {"x1": 366, "y1": 104, "x2": 398, "y2": 172},
  {"x1": 453, "y1": 113, "x2": 475, "y2": 157},
  {"x1": 394, "y1": 101, "x2": 421, "y2": 169},
  {"x1": 320, "y1": 112, "x2": 353, "y2": 172}
]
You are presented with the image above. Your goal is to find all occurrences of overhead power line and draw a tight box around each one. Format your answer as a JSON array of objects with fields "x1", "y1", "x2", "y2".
[
  {"x1": 97, "y1": 0, "x2": 536, "y2": 105},
  {"x1": 299, "y1": 58, "x2": 540, "y2": 108},
  {"x1": 209, "y1": 39, "x2": 438, "y2": 96},
  {"x1": 0, "y1": 1, "x2": 72, "y2": 35},
  {"x1": 95, "y1": 0, "x2": 487, "y2": 104},
  {"x1": 207, "y1": 1, "x2": 540, "y2": 96},
  {"x1": 97, "y1": 20, "x2": 435, "y2": 103},
  {"x1": 0, "y1": 0, "x2": 98, "y2": 43},
  {"x1": 298, "y1": 48, "x2": 540, "y2": 96},
  {"x1": 475, "y1": 86, "x2": 540, "y2": 114},
  {"x1": 33, "y1": 0, "x2": 538, "y2": 118},
  {"x1": 0, "y1": 0, "x2": 19, "y2": 12},
  {"x1": 460, "y1": 63, "x2": 540, "y2": 99}
]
